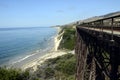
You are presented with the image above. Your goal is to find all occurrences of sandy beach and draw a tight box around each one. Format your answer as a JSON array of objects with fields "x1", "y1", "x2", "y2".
[{"x1": 17, "y1": 27, "x2": 68, "y2": 71}]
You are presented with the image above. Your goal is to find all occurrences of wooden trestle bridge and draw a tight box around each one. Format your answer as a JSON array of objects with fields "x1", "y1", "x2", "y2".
[{"x1": 75, "y1": 14, "x2": 120, "y2": 80}]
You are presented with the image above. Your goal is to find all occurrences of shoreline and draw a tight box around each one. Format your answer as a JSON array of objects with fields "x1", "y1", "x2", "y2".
[{"x1": 20, "y1": 27, "x2": 67, "y2": 71}]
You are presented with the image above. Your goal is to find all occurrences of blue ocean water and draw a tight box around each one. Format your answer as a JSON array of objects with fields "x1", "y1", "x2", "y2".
[{"x1": 0, "y1": 27, "x2": 57, "y2": 67}]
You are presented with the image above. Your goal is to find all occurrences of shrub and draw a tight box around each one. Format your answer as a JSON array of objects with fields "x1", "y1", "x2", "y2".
[
  {"x1": 59, "y1": 28, "x2": 76, "y2": 50},
  {"x1": 44, "y1": 67, "x2": 54, "y2": 78},
  {"x1": 0, "y1": 67, "x2": 29, "y2": 80},
  {"x1": 55, "y1": 55, "x2": 76, "y2": 75}
]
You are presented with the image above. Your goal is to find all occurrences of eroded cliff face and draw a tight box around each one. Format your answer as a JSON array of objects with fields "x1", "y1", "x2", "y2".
[
  {"x1": 27, "y1": 26, "x2": 76, "y2": 80},
  {"x1": 58, "y1": 27, "x2": 76, "y2": 50}
]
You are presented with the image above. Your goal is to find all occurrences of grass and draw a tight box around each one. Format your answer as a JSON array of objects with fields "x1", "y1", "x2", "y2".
[
  {"x1": 0, "y1": 26, "x2": 76, "y2": 80},
  {"x1": 0, "y1": 67, "x2": 29, "y2": 80},
  {"x1": 45, "y1": 53, "x2": 76, "y2": 80},
  {"x1": 28, "y1": 53, "x2": 76, "y2": 80},
  {"x1": 59, "y1": 27, "x2": 76, "y2": 50},
  {"x1": 55, "y1": 54, "x2": 76, "y2": 75}
]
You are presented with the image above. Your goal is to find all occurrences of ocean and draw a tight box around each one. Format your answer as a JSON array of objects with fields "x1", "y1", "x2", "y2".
[{"x1": 0, "y1": 27, "x2": 57, "y2": 67}]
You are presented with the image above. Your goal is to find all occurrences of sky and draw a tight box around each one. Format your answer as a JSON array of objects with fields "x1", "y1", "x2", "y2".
[{"x1": 0, "y1": 0, "x2": 120, "y2": 28}]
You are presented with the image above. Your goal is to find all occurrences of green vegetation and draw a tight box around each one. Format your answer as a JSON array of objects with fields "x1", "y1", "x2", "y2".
[
  {"x1": 0, "y1": 26, "x2": 76, "y2": 80},
  {"x1": 43, "y1": 53, "x2": 76, "y2": 80},
  {"x1": 0, "y1": 54, "x2": 76, "y2": 80},
  {"x1": 55, "y1": 54, "x2": 76, "y2": 75},
  {"x1": 0, "y1": 67, "x2": 29, "y2": 80},
  {"x1": 59, "y1": 27, "x2": 76, "y2": 50},
  {"x1": 23, "y1": 53, "x2": 76, "y2": 80},
  {"x1": 44, "y1": 67, "x2": 55, "y2": 78}
]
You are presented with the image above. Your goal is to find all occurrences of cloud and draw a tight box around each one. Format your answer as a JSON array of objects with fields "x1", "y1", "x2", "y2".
[
  {"x1": 56, "y1": 10, "x2": 64, "y2": 13},
  {"x1": 68, "y1": 6, "x2": 76, "y2": 11}
]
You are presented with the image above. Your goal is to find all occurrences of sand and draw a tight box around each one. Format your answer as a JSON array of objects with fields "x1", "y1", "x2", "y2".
[{"x1": 20, "y1": 27, "x2": 67, "y2": 71}]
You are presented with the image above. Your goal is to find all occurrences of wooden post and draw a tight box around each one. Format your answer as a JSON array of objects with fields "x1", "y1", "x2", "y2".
[{"x1": 111, "y1": 18, "x2": 114, "y2": 40}]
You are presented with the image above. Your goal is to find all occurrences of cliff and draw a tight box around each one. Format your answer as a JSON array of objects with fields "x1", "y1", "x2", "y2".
[{"x1": 0, "y1": 25, "x2": 76, "y2": 80}]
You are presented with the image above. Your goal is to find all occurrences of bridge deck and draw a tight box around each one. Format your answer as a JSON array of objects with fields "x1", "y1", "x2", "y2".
[
  {"x1": 76, "y1": 26, "x2": 120, "y2": 80},
  {"x1": 80, "y1": 27, "x2": 120, "y2": 35},
  {"x1": 76, "y1": 13, "x2": 120, "y2": 80}
]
